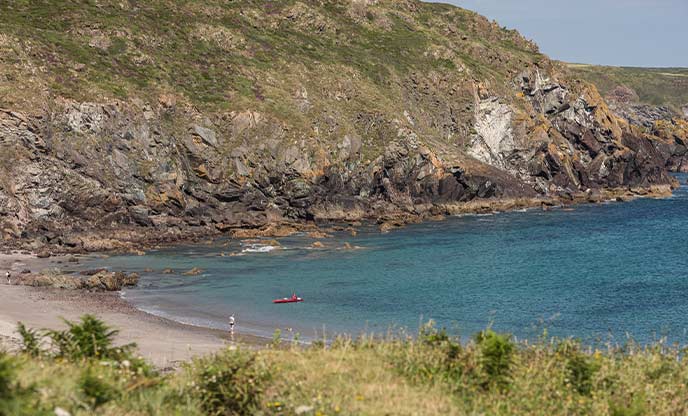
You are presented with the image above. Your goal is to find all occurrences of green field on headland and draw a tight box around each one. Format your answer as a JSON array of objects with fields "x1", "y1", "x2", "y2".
[
  {"x1": 2, "y1": 316, "x2": 686, "y2": 415},
  {"x1": 567, "y1": 63, "x2": 688, "y2": 110}
]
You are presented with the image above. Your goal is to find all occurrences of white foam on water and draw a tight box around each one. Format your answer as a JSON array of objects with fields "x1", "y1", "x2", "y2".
[{"x1": 241, "y1": 244, "x2": 277, "y2": 253}]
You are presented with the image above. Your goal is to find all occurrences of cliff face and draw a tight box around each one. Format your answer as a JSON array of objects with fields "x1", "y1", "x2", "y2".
[
  {"x1": 0, "y1": 0, "x2": 676, "y2": 249},
  {"x1": 567, "y1": 64, "x2": 688, "y2": 173}
]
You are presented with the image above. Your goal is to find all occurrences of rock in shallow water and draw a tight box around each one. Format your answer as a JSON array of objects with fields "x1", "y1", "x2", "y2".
[{"x1": 182, "y1": 267, "x2": 204, "y2": 276}]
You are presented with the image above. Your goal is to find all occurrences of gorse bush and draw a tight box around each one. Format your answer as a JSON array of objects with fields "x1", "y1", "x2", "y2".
[
  {"x1": 186, "y1": 348, "x2": 270, "y2": 416},
  {"x1": 475, "y1": 329, "x2": 514, "y2": 390}
]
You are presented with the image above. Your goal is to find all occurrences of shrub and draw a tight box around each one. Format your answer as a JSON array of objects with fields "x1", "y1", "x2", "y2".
[
  {"x1": 16, "y1": 322, "x2": 42, "y2": 357},
  {"x1": 610, "y1": 395, "x2": 647, "y2": 416},
  {"x1": 0, "y1": 353, "x2": 15, "y2": 401},
  {"x1": 0, "y1": 352, "x2": 42, "y2": 416},
  {"x1": 46, "y1": 315, "x2": 135, "y2": 361},
  {"x1": 475, "y1": 329, "x2": 514, "y2": 390},
  {"x1": 566, "y1": 353, "x2": 599, "y2": 396},
  {"x1": 186, "y1": 348, "x2": 270, "y2": 416},
  {"x1": 78, "y1": 368, "x2": 118, "y2": 409},
  {"x1": 418, "y1": 321, "x2": 451, "y2": 347},
  {"x1": 557, "y1": 340, "x2": 600, "y2": 396},
  {"x1": 389, "y1": 323, "x2": 470, "y2": 392},
  {"x1": 271, "y1": 329, "x2": 282, "y2": 348}
]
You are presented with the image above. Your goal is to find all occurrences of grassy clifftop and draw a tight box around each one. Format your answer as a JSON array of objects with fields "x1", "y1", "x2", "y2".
[
  {"x1": 567, "y1": 63, "x2": 688, "y2": 110},
  {"x1": 0, "y1": 0, "x2": 543, "y2": 113}
]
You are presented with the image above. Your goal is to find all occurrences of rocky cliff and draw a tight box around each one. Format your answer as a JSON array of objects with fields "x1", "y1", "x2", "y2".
[
  {"x1": 568, "y1": 64, "x2": 688, "y2": 172},
  {"x1": 0, "y1": 0, "x2": 677, "y2": 252}
]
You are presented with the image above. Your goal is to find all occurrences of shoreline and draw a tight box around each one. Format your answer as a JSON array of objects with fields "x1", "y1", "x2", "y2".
[
  {"x1": 0, "y1": 183, "x2": 677, "y2": 258},
  {"x1": 0, "y1": 183, "x2": 679, "y2": 366},
  {"x1": 0, "y1": 283, "x2": 269, "y2": 368}
]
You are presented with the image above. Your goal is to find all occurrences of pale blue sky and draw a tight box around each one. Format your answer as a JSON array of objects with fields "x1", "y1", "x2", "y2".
[{"x1": 430, "y1": 0, "x2": 688, "y2": 68}]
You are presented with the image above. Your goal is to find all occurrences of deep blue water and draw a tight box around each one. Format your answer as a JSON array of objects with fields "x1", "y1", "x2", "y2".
[{"x1": 84, "y1": 174, "x2": 688, "y2": 344}]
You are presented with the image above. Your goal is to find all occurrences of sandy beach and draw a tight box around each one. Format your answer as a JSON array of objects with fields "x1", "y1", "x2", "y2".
[{"x1": 0, "y1": 253, "x2": 266, "y2": 368}]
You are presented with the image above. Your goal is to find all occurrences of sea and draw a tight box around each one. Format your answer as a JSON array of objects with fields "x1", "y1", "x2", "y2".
[{"x1": 80, "y1": 174, "x2": 688, "y2": 345}]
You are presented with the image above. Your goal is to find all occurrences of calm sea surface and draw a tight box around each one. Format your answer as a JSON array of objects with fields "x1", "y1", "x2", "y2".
[{"x1": 82, "y1": 174, "x2": 688, "y2": 344}]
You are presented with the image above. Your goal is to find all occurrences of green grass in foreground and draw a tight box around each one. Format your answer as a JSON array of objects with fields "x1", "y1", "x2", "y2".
[{"x1": 2, "y1": 318, "x2": 688, "y2": 415}]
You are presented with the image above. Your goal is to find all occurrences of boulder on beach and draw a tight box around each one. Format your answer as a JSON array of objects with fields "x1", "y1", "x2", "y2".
[
  {"x1": 311, "y1": 241, "x2": 325, "y2": 248},
  {"x1": 20, "y1": 274, "x2": 83, "y2": 290},
  {"x1": 123, "y1": 272, "x2": 139, "y2": 286},
  {"x1": 82, "y1": 271, "x2": 140, "y2": 291}
]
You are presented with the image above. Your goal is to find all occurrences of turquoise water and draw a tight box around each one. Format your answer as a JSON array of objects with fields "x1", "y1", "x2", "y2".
[{"x1": 85, "y1": 174, "x2": 688, "y2": 344}]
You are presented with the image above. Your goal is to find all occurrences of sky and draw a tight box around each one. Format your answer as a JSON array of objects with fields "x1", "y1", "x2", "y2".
[{"x1": 431, "y1": 0, "x2": 688, "y2": 68}]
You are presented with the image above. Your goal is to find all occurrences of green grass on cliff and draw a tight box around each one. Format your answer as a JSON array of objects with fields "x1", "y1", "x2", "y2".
[
  {"x1": 567, "y1": 63, "x2": 688, "y2": 110},
  {"x1": 3, "y1": 318, "x2": 688, "y2": 415},
  {"x1": 0, "y1": 0, "x2": 544, "y2": 112}
]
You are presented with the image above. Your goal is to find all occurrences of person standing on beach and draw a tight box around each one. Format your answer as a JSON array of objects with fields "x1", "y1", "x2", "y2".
[
  {"x1": 5, "y1": 271, "x2": 10, "y2": 285},
  {"x1": 229, "y1": 314, "x2": 235, "y2": 335}
]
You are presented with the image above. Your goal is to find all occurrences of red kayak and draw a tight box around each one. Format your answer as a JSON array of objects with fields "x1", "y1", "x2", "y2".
[{"x1": 273, "y1": 294, "x2": 304, "y2": 304}]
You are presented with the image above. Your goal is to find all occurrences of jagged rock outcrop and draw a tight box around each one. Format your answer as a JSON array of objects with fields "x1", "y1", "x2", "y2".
[
  {"x1": 567, "y1": 65, "x2": 688, "y2": 173},
  {"x1": 0, "y1": 0, "x2": 678, "y2": 250},
  {"x1": 596, "y1": 89, "x2": 688, "y2": 173}
]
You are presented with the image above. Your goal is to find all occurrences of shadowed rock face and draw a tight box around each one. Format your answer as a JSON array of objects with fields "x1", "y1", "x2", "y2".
[
  {"x1": 566, "y1": 64, "x2": 688, "y2": 174},
  {"x1": 0, "y1": 1, "x2": 676, "y2": 249},
  {"x1": 599, "y1": 91, "x2": 688, "y2": 174}
]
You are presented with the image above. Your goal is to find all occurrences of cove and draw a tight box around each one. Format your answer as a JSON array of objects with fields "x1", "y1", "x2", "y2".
[{"x1": 81, "y1": 174, "x2": 688, "y2": 345}]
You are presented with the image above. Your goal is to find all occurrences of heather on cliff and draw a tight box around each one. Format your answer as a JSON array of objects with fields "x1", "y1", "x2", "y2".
[{"x1": 0, "y1": 0, "x2": 677, "y2": 250}]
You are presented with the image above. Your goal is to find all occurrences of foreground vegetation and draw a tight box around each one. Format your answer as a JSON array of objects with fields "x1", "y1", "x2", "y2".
[{"x1": 2, "y1": 317, "x2": 687, "y2": 415}]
